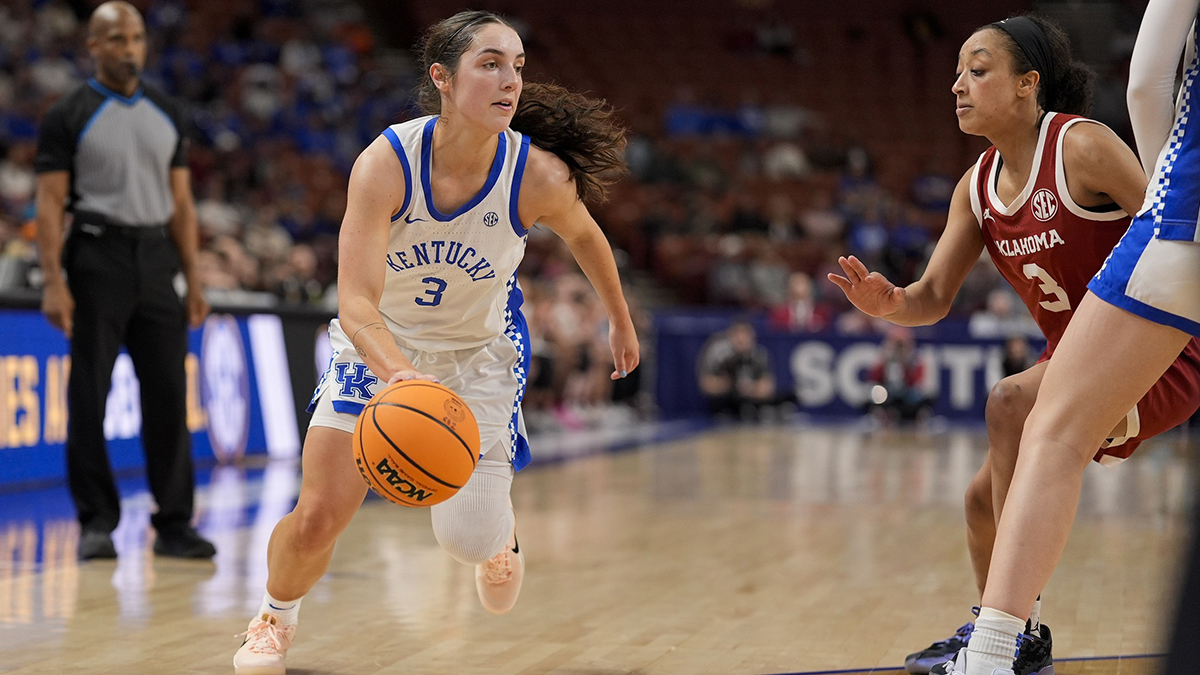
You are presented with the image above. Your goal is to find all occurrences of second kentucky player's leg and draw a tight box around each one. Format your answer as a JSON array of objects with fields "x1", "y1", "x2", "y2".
[{"x1": 975, "y1": 294, "x2": 1190, "y2": 675}]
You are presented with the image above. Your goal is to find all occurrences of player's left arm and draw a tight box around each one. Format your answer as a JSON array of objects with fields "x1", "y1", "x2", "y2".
[
  {"x1": 1061, "y1": 122, "x2": 1150, "y2": 216},
  {"x1": 520, "y1": 147, "x2": 639, "y2": 380}
]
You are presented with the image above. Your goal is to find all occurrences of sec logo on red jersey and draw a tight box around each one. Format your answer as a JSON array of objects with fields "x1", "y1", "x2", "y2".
[{"x1": 1031, "y1": 188, "x2": 1059, "y2": 222}]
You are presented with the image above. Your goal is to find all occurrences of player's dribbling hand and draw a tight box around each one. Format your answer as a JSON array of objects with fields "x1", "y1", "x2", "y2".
[
  {"x1": 609, "y1": 319, "x2": 640, "y2": 380},
  {"x1": 827, "y1": 255, "x2": 906, "y2": 318},
  {"x1": 387, "y1": 370, "x2": 440, "y2": 386}
]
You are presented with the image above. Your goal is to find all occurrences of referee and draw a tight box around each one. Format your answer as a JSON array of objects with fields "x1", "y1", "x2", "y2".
[{"x1": 34, "y1": 1, "x2": 215, "y2": 560}]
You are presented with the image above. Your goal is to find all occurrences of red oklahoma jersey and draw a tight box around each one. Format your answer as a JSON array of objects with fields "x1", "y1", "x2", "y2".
[{"x1": 969, "y1": 112, "x2": 1200, "y2": 463}]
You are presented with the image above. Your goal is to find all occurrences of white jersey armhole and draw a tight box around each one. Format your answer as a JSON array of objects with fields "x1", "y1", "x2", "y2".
[{"x1": 1054, "y1": 118, "x2": 1130, "y2": 221}]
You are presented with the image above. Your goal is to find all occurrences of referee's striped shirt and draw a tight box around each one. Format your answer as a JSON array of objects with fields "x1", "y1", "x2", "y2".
[{"x1": 34, "y1": 77, "x2": 189, "y2": 226}]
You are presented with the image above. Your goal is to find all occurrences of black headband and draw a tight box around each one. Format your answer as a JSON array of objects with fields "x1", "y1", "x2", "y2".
[
  {"x1": 439, "y1": 15, "x2": 489, "y2": 63},
  {"x1": 991, "y1": 16, "x2": 1055, "y2": 109}
]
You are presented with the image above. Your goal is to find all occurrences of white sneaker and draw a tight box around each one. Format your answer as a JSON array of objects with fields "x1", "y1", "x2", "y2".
[
  {"x1": 234, "y1": 613, "x2": 295, "y2": 675},
  {"x1": 475, "y1": 533, "x2": 524, "y2": 614},
  {"x1": 944, "y1": 648, "x2": 1016, "y2": 675}
]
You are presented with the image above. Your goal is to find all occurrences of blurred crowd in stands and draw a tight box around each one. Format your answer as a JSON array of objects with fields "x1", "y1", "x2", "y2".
[{"x1": 0, "y1": 0, "x2": 1147, "y2": 420}]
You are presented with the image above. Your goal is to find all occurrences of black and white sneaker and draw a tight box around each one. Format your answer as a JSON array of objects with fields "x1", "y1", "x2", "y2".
[
  {"x1": 1014, "y1": 623, "x2": 1053, "y2": 675},
  {"x1": 906, "y1": 619, "x2": 975, "y2": 673},
  {"x1": 929, "y1": 621, "x2": 1053, "y2": 675}
]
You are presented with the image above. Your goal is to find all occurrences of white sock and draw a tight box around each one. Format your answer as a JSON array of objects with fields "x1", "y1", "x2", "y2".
[
  {"x1": 1028, "y1": 596, "x2": 1041, "y2": 632},
  {"x1": 259, "y1": 591, "x2": 302, "y2": 625},
  {"x1": 964, "y1": 607, "x2": 1023, "y2": 675}
]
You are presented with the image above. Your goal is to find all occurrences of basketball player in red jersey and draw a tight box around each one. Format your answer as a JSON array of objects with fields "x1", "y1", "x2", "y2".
[{"x1": 828, "y1": 14, "x2": 1200, "y2": 675}]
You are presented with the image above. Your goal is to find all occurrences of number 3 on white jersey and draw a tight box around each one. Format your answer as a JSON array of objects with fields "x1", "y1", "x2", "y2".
[{"x1": 1022, "y1": 263, "x2": 1070, "y2": 312}]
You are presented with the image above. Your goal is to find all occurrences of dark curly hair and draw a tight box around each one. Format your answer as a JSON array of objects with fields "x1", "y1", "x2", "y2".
[
  {"x1": 415, "y1": 11, "x2": 627, "y2": 204},
  {"x1": 978, "y1": 14, "x2": 1095, "y2": 116}
]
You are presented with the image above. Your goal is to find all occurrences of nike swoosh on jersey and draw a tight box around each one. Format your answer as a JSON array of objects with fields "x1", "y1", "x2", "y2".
[{"x1": 405, "y1": 215, "x2": 426, "y2": 223}]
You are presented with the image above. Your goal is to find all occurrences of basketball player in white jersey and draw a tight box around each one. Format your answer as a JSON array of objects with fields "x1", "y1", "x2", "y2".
[
  {"x1": 233, "y1": 11, "x2": 639, "y2": 674},
  {"x1": 975, "y1": 0, "x2": 1200, "y2": 673}
]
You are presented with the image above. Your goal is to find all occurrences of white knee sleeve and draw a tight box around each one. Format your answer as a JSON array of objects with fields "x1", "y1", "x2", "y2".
[{"x1": 430, "y1": 444, "x2": 514, "y2": 565}]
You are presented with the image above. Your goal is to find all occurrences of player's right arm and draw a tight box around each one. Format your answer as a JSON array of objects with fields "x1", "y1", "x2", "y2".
[
  {"x1": 1127, "y1": 0, "x2": 1200, "y2": 177},
  {"x1": 338, "y1": 136, "x2": 437, "y2": 385},
  {"x1": 828, "y1": 168, "x2": 984, "y2": 326}
]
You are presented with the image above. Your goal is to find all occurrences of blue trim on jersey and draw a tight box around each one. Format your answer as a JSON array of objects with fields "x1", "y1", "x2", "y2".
[
  {"x1": 382, "y1": 127, "x2": 413, "y2": 222},
  {"x1": 331, "y1": 400, "x2": 366, "y2": 416},
  {"x1": 77, "y1": 99, "x2": 111, "y2": 144},
  {"x1": 420, "y1": 116, "x2": 507, "y2": 222},
  {"x1": 509, "y1": 134, "x2": 531, "y2": 237},
  {"x1": 1158, "y1": 223, "x2": 1200, "y2": 242},
  {"x1": 87, "y1": 78, "x2": 143, "y2": 105},
  {"x1": 1090, "y1": 277, "x2": 1200, "y2": 337},
  {"x1": 1089, "y1": 212, "x2": 1200, "y2": 337},
  {"x1": 503, "y1": 274, "x2": 532, "y2": 471},
  {"x1": 1145, "y1": 31, "x2": 1200, "y2": 242}
]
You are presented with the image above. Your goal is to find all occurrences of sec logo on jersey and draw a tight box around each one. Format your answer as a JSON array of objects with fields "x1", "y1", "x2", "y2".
[
  {"x1": 483, "y1": 211, "x2": 499, "y2": 227},
  {"x1": 1031, "y1": 188, "x2": 1058, "y2": 222}
]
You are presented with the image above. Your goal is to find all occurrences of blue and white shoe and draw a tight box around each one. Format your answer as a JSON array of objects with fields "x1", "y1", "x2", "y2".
[
  {"x1": 931, "y1": 622, "x2": 1053, "y2": 675},
  {"x1": 906, "y1": 620, "x2": 975, "y2": 673}
]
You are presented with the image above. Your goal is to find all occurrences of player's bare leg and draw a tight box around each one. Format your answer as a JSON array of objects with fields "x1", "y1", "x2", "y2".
[
  {"x1": 982, "y1": 294, "x2": 1189, "y2": 645},
  {"x1": 235, "y1": 426, "x2": 367, "y2": 675},
  {"x1": 265, "y1": 427, "x2": 367, "y2": 600}
]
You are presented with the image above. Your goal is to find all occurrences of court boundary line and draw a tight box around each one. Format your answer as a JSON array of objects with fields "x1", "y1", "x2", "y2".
[{"x1": 765, "y1": 653, "x2": 1165, "y2": 675}]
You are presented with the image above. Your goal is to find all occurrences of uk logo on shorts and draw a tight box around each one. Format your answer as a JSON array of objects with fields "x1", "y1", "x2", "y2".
[
  {"x1": 335, "y1": 363, "x2": 378, "y2": 400},
  {"x1": 1031, "y1": 189, "x2": 1058, "y2": 222}
]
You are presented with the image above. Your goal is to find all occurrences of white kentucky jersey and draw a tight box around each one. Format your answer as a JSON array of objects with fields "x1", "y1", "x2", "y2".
[
  {"x1": 376, "y1": 115, "x2": 532, "y2": 352},
  {"x1": 1141, "y1": 16, "x2": 1200, "y2": 243}
]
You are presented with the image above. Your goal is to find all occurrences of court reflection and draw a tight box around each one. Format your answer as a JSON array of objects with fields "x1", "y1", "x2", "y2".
[{"x1": 0, "y1": 458, "x2": 301, "y2": 629}]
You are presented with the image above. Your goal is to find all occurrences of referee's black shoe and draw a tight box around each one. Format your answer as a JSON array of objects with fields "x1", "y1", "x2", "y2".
[
  {"x1": 154, "y1": 526, "x2": 216, "y2": 559},
  {"x1": 78, "y1": 529, "x2": 117, "y2": 560}
]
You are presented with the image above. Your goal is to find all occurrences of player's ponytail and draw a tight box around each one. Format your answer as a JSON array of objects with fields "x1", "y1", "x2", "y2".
[
  {"x1": 416, "y1": 11, "x2": 627, "y2": 204},
  {"x1": 983, "y1": 14, "x2": 1095, "y2": 116},
  {"x1": 509, "y1": 82, "x2": 627, "y2": 204}
]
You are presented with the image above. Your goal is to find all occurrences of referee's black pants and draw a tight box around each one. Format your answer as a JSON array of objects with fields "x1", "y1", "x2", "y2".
[{"x1": 64, "y1": 226, "x2": 194, "y2": 536}]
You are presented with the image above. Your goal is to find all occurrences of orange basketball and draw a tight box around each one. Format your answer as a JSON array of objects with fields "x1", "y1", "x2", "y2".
[{"x1": 352, "y1": 381, "x2": 480, "y2": 507}]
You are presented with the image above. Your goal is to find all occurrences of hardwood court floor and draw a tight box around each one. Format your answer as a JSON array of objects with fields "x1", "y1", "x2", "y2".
[{"x1": 0, "y1": 425, "x2": 1192, "y2": 674}]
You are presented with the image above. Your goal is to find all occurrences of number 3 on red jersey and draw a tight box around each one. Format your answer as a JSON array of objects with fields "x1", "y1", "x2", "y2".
[{"x1": 1023, "y1": 263, "x2": 1071, "y2": 312}]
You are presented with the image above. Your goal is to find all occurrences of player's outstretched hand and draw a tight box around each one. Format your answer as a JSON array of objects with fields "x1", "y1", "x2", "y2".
[
  {"x1": 609, "y1": 320, "x2": 640, "y2": 380},
  {"x1": 827, "y1": 255, "x2": 906, "y2": 318},
  {"x1": 387, "y1": 370, "x2": 440, "y2": 386}
]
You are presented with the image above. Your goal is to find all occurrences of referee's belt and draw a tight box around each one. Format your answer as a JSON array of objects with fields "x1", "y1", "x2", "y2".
[{"x1": 72, "y1": 211, "x2": 168, "y2": 240}]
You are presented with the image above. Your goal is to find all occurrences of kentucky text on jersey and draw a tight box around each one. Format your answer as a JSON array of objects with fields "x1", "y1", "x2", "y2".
[
  {"x1": 994, "y1": 229, "x2": 1067, "y2": 257},
  {"x1": 386, "y1": 240, "x2": 498, "y2": 281}
]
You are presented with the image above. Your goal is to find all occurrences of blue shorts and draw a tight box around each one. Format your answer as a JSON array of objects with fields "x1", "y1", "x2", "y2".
[{"x1": 1089, "y1": 212, "x2": 1200, "y2": 337}]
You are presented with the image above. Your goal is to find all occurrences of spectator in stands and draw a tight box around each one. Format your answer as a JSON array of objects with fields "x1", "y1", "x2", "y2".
[
  {"x1": 910, "y1": 157, "x2": 957, "y2": 213},
  {"x1": 764, "y1": 193, "x2": 798, "y2": 242},
  {"x1": 800, "y1": 189, "x2": 845, "y2": 242},
  {"x1": 0, "y1": 137, "x2": 36, "y2": 222},
  {"x1": 836, "y1": 144, "x2": 881, "y2": 220},
  {"x1": 762, "y1": 139, "x2": 810, "y2": 180},
  {"x1": 867, "y1": 327, "x2": 932, "y2": 423},
  {"x1": 708, "y1": 234, "x2": 754, "y2": 305},
  {"x1": 969, "y1": 289, "x2": 1042, "y2": 339},
  {"x1": 1002, "y1": 334, "x2": 1036, "y2": 377},
  {"x1": 698, "y1": 321, "x2": 776, "y2": 420},
  {"x1": 846, "y1": 202, "x2": 890, "y2": 268},
  {"x1": 769, "y1": 271, "x2": 831, "y2": 332},
  {"x1": 748, "y1": 244, "x2": 790, "y2": 307},
  {"x1": 728, "y1": 192, "x2": 768, "y2": 234}
]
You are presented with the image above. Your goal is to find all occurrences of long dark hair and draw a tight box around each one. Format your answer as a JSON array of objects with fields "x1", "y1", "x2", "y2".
[
  {"x1": 415, "y1": 11, "x2": 627, "y2": 204},
  {"x1": 979, "y1": 14, "x2": 1095, "y2": 116}
]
